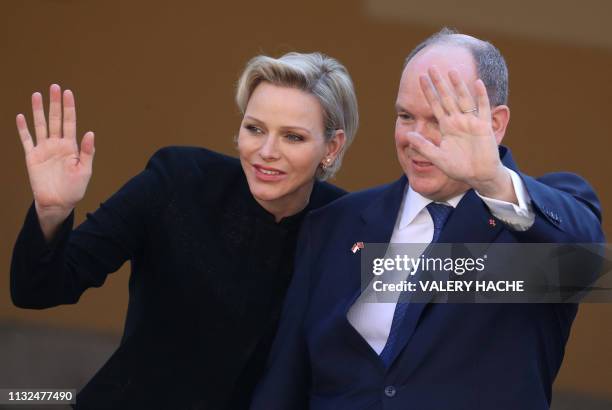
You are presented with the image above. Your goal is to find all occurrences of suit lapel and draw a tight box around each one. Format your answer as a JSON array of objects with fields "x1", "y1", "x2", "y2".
[
  {"x1": 353, "y1": 176, "x2": 409, "y2": 312},
  {"x1": 344, "y1": 176, "x2": 408, "y2": 309},
  {"x1": 359, "y1": 176, "x2": 408, "y2": 244},
  {"x1": 338, "y1": 177, "x2": 408, "y2": 364},
  {"x1": 439, "y1": 189, "x2": 505, "y2": 244},
  {"x1": 345, "y1": 175, "x2": 408, "y2": 308}
]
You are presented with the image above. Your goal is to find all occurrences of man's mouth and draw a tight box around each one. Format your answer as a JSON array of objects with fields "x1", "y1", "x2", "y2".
[{"x1": 412, "y1": 159, "x2": 434, "y2": 168}]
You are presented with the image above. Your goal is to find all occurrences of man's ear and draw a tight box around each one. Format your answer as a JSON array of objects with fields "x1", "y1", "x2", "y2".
[{"x1": 490, "y1": 105, "x2": 510, "y2": 144}]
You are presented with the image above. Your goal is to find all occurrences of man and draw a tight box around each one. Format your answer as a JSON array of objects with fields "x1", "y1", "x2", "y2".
[{"x1": 250, "y1": 28, "x2": 604, "y2": 410}]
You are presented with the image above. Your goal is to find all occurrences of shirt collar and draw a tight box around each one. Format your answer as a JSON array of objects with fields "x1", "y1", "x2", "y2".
[{"x1": 398, "y1": 185, "x2": 466, "y2": 230}]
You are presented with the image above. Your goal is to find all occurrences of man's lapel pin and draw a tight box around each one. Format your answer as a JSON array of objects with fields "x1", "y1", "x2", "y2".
[
  {"x1": 488, "y1": 218, "x2": 497, "y2": 227},
  {"x1": 351, "y1": 242, "x2": 364, "y2": 254}
]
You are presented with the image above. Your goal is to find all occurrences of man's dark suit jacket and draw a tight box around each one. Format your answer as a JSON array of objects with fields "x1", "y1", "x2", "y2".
[
  {"x1": 10, "y1": 146, "x2": 345, "y2": 410},
  {"x1": 251, "y1": 146, "x2": 604, "y2": 410}
]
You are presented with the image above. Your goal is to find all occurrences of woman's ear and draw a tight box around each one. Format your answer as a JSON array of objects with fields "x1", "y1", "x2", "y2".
[{"x1": 325, "y1": 129, "x2": 346, "y2": 161}]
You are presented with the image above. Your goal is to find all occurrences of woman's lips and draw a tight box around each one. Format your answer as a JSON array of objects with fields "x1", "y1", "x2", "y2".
[{"x1": 253, "y1": 164, "x2": 286, "y2": 181}]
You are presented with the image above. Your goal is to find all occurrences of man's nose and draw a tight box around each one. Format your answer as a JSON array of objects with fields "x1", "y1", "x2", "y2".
[
  {"x1": 414, "y1": 120, "x2": 440, "y2": 146},
  {"x1": 259, "y1": 135, "x2": 281, "y2": 160},
  {"x1": 412, "y1": 120, "x2": 426, "y2": 134},
  {"x1": 410, "y1": 120, "x2": 432, "y2": 140}
]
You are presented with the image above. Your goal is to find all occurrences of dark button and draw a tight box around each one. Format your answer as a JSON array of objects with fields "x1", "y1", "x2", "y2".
[{"x1": 384, "y1": 385, "x2": 397, "y2": 398}]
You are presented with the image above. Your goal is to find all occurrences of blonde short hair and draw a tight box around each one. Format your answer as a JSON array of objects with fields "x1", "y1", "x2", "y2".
[{"x1": 236, "y1": 52, "x2": 358, "y2": 180}]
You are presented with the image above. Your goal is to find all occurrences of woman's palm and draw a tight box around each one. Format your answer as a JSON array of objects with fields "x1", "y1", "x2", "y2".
[{"x1": 17, "y1": 84, "x2": 95, "y2": 211}]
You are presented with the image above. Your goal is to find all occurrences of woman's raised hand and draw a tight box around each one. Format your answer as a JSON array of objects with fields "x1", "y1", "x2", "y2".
[
  {"x1": 16, "y1": 84, "x2": 95, "y2": 237},
  {"x1": 17, "y1": 84, "x2": 95, "y2": 212}
]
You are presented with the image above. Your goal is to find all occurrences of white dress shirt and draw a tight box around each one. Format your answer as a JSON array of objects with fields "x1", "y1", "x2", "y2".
[{"x1": 347, "y1": 167, "x2": 535, "y2": 354}]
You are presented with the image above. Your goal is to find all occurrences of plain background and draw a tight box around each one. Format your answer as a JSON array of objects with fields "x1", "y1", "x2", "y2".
[{"x1": 1, "y1": 0, "x2": 611, "y2": 402}]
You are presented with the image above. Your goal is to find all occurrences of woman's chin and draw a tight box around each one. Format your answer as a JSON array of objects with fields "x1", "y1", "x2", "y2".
[{"x1": 249, "y1": 185, "x2": 286, "y2": 203}]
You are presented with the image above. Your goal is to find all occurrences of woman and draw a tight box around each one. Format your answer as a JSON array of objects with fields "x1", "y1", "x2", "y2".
[{"x1": 11, "y1": 52, "x2": 358, "y2": 409}]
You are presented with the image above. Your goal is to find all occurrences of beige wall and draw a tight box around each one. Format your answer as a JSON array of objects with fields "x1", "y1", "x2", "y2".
[{"x1": 1, "y1": 0, "x2": 611, "y2": 399}]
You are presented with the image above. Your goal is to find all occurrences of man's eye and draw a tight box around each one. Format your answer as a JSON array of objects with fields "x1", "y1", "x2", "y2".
[
  {"x1": 286, "y1": 133, "x2": 304, "y2": 142},
  {"x1": 398, "y1": 113, "x2": 412, "y2": 121}
]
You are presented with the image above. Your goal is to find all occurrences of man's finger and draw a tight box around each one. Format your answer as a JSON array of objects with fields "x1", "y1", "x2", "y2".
[
  {"x1": 449, "y1": 70, "x2": 476, "y2": 114},
  {"x1": 16, "y1": 114, "x2": 34, "y2": 154},
  {"x1": 475, "y1": 79, "x2": 491, "y2": 120},
  {"x1": 63, "y1": 90, "x2": 76, "y2": 142},
  {"x1": 48, "y1": 84, "x2": 62, "y2": 138},
  {"x1": 419, "y1": 75, "x2": 447, "y2": 120},
  {"x1": 31, "y1": 92, "x2": 47, "y2": 144},
  {"x1": 428, "y1": 67, "x2": 458, "y2": 115},
  {"x1": 404, "y1": 131, "x2": 443, "y2": 165}
]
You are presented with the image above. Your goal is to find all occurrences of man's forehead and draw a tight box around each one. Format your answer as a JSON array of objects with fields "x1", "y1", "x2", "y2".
[
  {"x1": 402, "y1": 44, "x2": 477, "y2": 80},
  {"x1": 396, "y1": 43, "x2": 479, "y2": 112}
]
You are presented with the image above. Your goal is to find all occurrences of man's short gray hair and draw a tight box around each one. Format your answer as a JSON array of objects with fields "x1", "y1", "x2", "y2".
[
  {"x1": 404, "y1": 27, "x2": 509, "y2": 107},
  {"x1": 236, "y1": 52, "x2": 359, "y2": 180}
]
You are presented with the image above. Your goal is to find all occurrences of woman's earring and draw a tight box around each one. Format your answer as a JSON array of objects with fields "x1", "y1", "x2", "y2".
[{"x1": 321, "y1": 157, "x2": 333, "y2": 169}]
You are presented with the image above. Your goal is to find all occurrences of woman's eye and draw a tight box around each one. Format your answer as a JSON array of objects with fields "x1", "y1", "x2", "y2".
[
  {"x1": 285, "y1": 133, "x2": 304, "y2": 142},
  {"x1": 245, "y1": 125, "x2": 263, "y2": 134}
]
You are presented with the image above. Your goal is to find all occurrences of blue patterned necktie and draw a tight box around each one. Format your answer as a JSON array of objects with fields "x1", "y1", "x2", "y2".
[{"x1": 379, "y1": 202, "x2": 453, "y2": 367}]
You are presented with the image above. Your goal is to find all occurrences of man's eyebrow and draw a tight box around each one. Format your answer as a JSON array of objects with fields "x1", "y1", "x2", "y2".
[{"x1": 395, "y1": 103, "x2": 409, "y2": 113}]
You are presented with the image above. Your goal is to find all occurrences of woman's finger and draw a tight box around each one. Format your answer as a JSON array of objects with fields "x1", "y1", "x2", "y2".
[
  {"x1": 48, "y1": 84, "x2": 62, "y2": 138},
  {"x1": 31, "y1": 92, "x2": 47, "y2": 144},
  {"x1": 79, "y1": 131, "x2": 95, "y2": 171},
  {"x1": 16, "y1": 114, "x2": 34, "y2": 154},
  {"x1": 63, "y1": 90, "x2": 76, "y2": 142}
]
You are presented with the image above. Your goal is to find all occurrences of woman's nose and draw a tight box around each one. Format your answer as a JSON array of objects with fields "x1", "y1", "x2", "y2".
[{"x1": 259, "y1": 135, "x2": 281, "y2": 160}]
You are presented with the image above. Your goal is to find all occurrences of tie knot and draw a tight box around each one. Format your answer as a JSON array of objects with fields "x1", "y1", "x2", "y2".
[{"x1": 426, "y1": 202, "x2": 453, "y2": 242}]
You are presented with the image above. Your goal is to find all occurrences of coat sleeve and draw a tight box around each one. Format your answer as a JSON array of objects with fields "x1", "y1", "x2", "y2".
[
  {"x1": 10, "y1": 147, "x2": 175, "y2": 309},
  {"x1": 512, "y1": 172, "x2": 605, "y2": 243},
  {"x1": 250, "y1": 214, "x2": 315, "y2": 410}
]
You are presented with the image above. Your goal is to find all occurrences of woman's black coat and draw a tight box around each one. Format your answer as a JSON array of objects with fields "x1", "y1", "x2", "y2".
[{"x1": 11, "y1": 146, "x2": 345, "y2": 409}]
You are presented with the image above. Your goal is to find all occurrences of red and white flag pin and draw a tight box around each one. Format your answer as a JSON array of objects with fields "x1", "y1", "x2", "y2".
[{"x1": 351, "y1": 242, "x2": 365, "y2": 253}]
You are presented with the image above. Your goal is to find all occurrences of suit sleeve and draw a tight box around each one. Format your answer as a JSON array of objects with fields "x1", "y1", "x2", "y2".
[
  {"x1": 10, "y1": 147, "x2": 174, "y2": 309},
  {"x1": 512, "y1": 172, "x2": 605, "y2": 243},
  {"x1": 250, "y1": 215, "x2": 314, "y2": 410}
]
